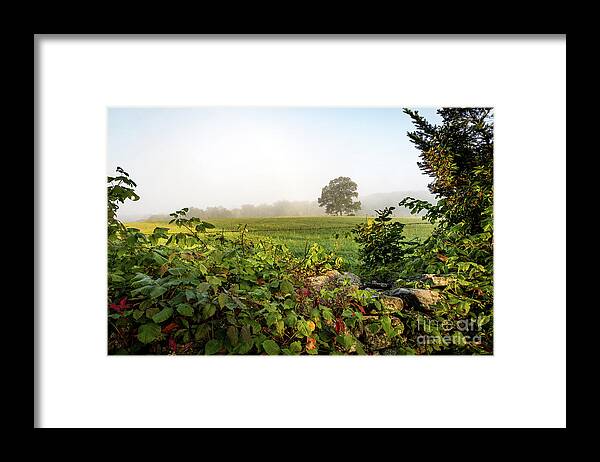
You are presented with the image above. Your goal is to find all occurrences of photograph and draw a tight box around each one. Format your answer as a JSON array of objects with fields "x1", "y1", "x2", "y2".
[{"x1": 107, "y1": 106, "x2": 494, "y2": 355}]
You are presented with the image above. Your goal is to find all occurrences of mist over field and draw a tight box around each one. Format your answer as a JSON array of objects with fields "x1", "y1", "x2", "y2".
[
  {"x1": 108, "y1": 107, "x2": 441, "y2": 221},
  {"x1": 121, "y1": 190, "x2": 436, "y2": 222}
]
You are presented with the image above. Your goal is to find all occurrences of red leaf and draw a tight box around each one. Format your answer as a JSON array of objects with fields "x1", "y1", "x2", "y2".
[
  {"x1": 168, "y1": 337, "x2": 177, "y2": 351},
  {"x1": 334, "y1": 318, "x2": 346, "y2": 334},
  {"x1": 162, "y1": 322, "x2": 178, "y2": 334},
  {"x1": 297, "y1": 287, "x2": 310, "y2": 298},
  {"x1": 109, "y1": 297, "x2": 130, "y2": 312}
]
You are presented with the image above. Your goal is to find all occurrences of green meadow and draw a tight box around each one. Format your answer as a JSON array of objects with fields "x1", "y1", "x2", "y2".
[{"x1": 125, "y1": 216, "x2": 434, "y2": 272}]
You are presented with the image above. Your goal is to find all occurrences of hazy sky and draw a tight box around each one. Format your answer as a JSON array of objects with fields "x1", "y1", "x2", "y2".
[{"x1": 107, "y1": 107, "x2": 442, "y2": 217}]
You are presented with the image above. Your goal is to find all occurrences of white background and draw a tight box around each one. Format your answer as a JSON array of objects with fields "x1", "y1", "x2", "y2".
[{"x1": 36, "y1": 36, "x2": 566, "y2": 428}]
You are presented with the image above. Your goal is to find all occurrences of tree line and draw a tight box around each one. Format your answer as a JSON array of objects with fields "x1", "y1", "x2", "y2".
[{"x1": 146, "y1": 200, "x2": 328, "y2": 221}]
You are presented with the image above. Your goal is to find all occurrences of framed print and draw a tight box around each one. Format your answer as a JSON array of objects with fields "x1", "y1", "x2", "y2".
[{"x1": 35, "y1": 35, "x2": 566, "y2": 428}]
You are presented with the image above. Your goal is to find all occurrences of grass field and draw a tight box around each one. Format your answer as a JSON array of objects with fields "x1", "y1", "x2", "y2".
[{"x1": 125, "y1": 216, "x2": 434, "y2": 272}]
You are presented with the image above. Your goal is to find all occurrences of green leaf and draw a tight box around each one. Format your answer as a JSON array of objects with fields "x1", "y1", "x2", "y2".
[
  {"x1": 211, "y1": 250, "x2": 224, "y2": 264},
  {"x1": 240, "y1": 326, "x2": 252, "y2": 343},
  {"x1": 275, "y1": 320, "x2": 285, "y2": 335},
  {"x1": 217, "y1": 293, "x2": 229, "y2": 309},
  {"x1": 204, "y1": 339, "x2": 222, "y2": 355},
  {"x1": 195, "y1": 324, "x2": 210, "y2": 341},
  {"x1": 149, "y1": 285, "x2": 167, "y2": 299},
  {"x1": 131, "y1": 285, "x2": 153, "y2": 297},
  {"x1": 296, "y1": 319, "x2": 311, "y2": 337},
  {"x1": 227, "y1": 326, "x2": 239, "y2": 346},
  {"x1": 176, "y1": 303, "x2": 194, "y2": 317},
  {"x1": 197, "y1": 282, "x2": 211, "y2": 293},
  {"x1": 336, "y1": 334, "x2": 354, "y2": 349},
  {"x1": 285, "y1": 311, "x2": 297, "y2": 327},
  {"x1": 185, "y1": 290, "x2": 196, "y2": 301},
  {"x1": 152, "y1": 307, "x2": 173, "y2": 323},
  {"x1": 145, "y1": 307, "x2": 159, "y2": 319},
  {"x1": 262, "y1": 340, "x2": 280, "y2": 355},
  {"x1": 152, "y1": 251, "x2": 168, "y2": 265},
  {"x1": 110, "y1": 273, "x2": 125, "y2": 283},
  {"x1": 289, "y1": 341, "x2": 302, "y2": 355},
  {"x1": 279, "y1": 280, "x2": 294, "y2": 295},
  {"x1": 381, "y1": 315, "x2": 395, "y2": 338},
  {"x1": 137, "y1": 323, "x2": 162, "y2": 344},
  {"x1": 236, "y1": 341, "x2": 253, "y2": 354},
  {"x1": 354, "y1": 341, "x2": 366, "y2": 355},
  {"x1": 206, "y1": 276, "x2": 222, "y2": 287},
  {"x1": 266, "y1": 312, "x2": 280, "y2": 327},
  {"x1": 321, "y1": 307, "x2": 334, "y2": 322},
  {"x1": 367, "y1": 323, "x2": 381, "y2": 334},
  {"x1": 202, "y1": 304, "x2": 217, "y2": 319},
  {"x1": 132, "y1": 309, "x2": 144, "y2": 320}
]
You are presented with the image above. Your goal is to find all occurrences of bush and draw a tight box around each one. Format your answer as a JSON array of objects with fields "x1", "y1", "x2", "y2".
[{"x1": 352, "y1": 206, "x2": 417, "y2": 282}]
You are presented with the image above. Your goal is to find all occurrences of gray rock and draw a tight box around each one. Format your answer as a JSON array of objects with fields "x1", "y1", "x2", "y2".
[
  {"x1": 385, "y1": 287, "x2": 442, "y2": 309},
  {"x1": 361, "y1": 281, "x2": 392, "y2": 290},
  {"x1": 305, "y1": 270, "x2": 361, "y2": 293},
  {"x1": 305, "y1": 270, "x2": 341, "y2": 292}
]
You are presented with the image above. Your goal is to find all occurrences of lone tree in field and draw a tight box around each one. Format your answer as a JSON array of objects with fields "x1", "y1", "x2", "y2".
[{"x1": 318, "y1": 177, "x2": 361, "y2": 216}]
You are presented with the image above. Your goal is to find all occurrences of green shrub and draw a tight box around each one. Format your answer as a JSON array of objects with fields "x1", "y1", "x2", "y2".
[{"x1": 352, "y1": 206, "x2": 418, "y2": 281}]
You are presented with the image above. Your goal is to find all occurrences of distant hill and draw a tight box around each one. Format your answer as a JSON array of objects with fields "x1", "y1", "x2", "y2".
[{"x1": 358, "y1": 190, "x2": 436, "y2": 217}]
